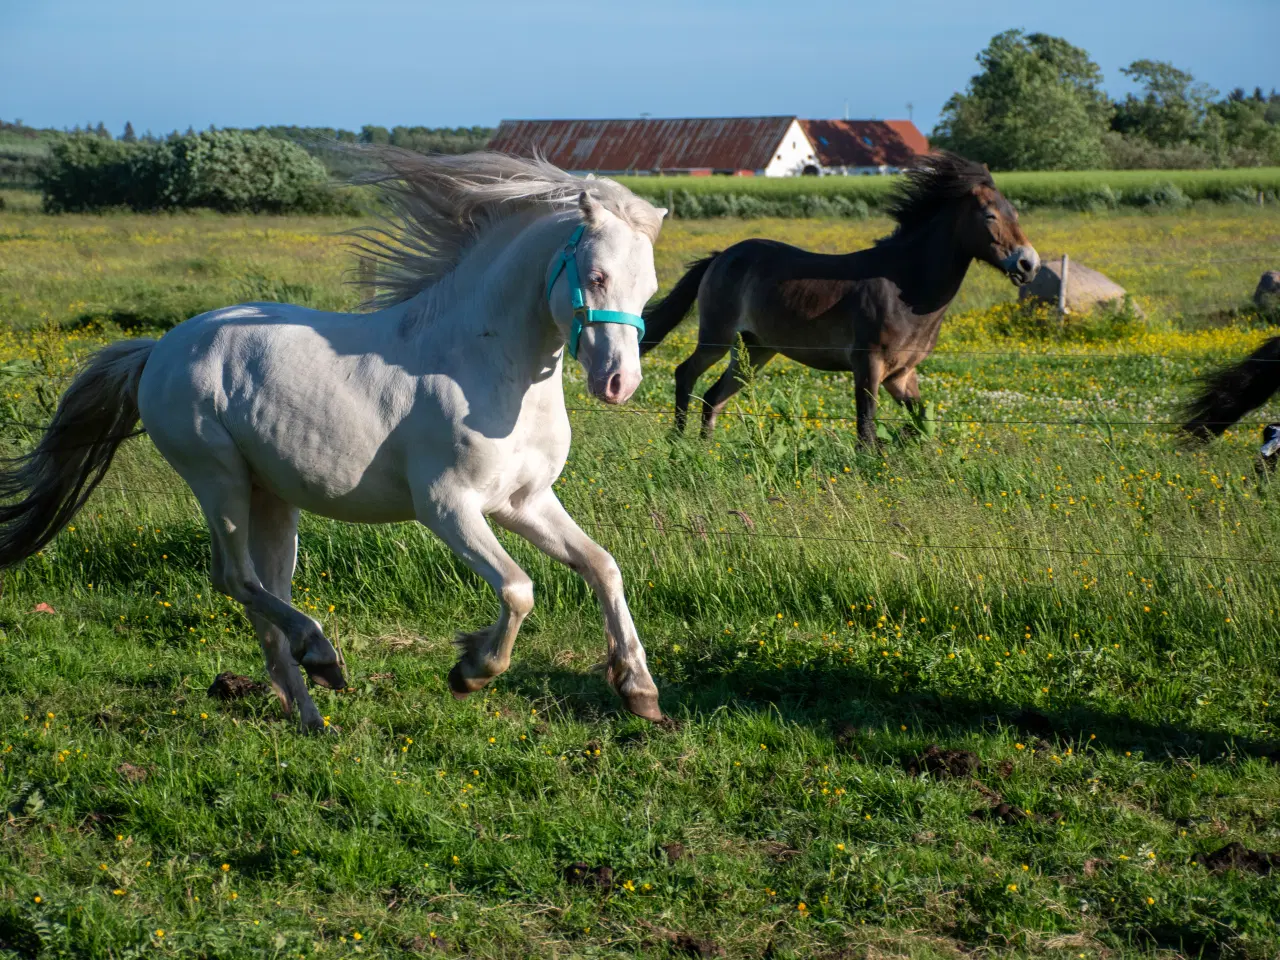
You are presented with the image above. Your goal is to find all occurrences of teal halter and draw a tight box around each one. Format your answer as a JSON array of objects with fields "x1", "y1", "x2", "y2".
[{"x1": 545, "y1": 224, "x2": 646, "y2": 360}]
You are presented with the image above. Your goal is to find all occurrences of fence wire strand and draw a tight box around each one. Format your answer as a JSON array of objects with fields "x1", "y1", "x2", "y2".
[{"x1": 80, "y1": 482, "x2": 1279, "y2": 566}]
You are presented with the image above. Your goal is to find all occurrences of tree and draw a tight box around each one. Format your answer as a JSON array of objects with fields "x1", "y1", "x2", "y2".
[
  {"x1": 359, "y1": 125, "x2": 391, "y2": 145},
  {"x1": 932, "y1": 30, "x2": 1111, "y2": 170},
  {"x1": 122, "y1": 121, "x2": 137, "y2": 143},
  {"x1": 1112, "y1": 60, "x2": 1218, "y2": 147}
]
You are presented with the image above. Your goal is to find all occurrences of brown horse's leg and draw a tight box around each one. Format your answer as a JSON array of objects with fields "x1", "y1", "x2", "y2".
[
  {"x1": 700, "y1": 343, "x2": 776, "y2": 436},
  {"x1": 674, "y1": 343, "x2": 728, "y2": 433},
  {"x1": 852, "y1": 349, "x2": 884, "y2": 446}
]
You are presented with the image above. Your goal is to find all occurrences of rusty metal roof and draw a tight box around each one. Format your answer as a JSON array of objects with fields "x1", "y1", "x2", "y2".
[
  {"x1": 798, "y1": 120, "x2": 929, "y2": 169},
  {"x1": 487, "y1": 117, "x2": 799, "y2": 174}
]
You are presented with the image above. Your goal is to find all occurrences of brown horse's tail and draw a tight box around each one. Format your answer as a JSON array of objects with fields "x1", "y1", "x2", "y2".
[
  {"x1": 0, "y1": 338, "x2": 155, "y2": 567},
  {"x1": 640, "y1": 253, "x2": 718, "y2": 356},
  {"x1": 1182, "y1": 336, "x2": 1280, "y2": 441}
]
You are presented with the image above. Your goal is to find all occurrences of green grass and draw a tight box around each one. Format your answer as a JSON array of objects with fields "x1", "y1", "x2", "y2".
[{"x1": 2, "y1": 205, "x2": 1280, "y2": 958}]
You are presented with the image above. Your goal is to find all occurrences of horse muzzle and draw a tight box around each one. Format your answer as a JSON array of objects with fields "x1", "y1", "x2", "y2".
[
  {"x1": 589, "y1": 368, "x2": 641, "y2": 405},
  {"x1": 1005, "y1": 246, "x2": 1041, "y2": 286}
]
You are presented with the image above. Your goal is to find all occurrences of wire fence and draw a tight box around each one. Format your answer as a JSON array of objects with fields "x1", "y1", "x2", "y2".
[
  {"x1": 564, "y1": 406, "x2": 1277, "y2": 431},
  {"x1": 5, "y1": 256, "x2": 1279, "y2": 571},
  {"x1": 81, "y1": 481, "x2": 1278, "y2": 567}
]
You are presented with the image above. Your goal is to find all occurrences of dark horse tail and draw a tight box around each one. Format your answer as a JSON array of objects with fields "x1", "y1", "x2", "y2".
[
  {"x1": 0, "y1": 339, "x2": 155, "y2": 567},
  {"x1": 640, "y1": 253, "x2": 718, "y2": 356},
  {"x1": 1182, "y1": 336, "x2": 1280, "y2": 440}
]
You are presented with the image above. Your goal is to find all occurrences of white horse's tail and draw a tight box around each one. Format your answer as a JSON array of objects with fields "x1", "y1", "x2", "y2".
[{"x1": 0, "y1": 338, "x2": 155, "y2": 567}]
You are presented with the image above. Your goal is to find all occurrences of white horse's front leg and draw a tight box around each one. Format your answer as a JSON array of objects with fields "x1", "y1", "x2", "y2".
[
  {"x1": 496, "y1": 489, "x2": 662, "y2": 721},
  {"x1": 415, "y1": 495, "x2": 534, "y2": 698}
]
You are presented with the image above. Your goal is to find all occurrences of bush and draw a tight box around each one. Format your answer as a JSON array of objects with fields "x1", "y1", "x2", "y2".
[
  {"x1": 658, "y1": 188, "x2": 870, "y2": 220},
  {"x1": 1057, "y1": 183, "x2": 1119, "y2": 212},
  {"x1": 38, "y1": 136, "x2": 136, "y2": 211},
  {"x1": 39, "y1": 131, "x2": 340, "y2": 214},
  {"x1": 1121, "y1": 180, "x2": 1191, "y2": 209}
]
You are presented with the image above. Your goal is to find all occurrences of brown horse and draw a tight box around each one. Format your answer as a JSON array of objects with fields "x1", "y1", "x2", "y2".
[{"x1": 640, "y1": 152, "x2": 1040, "y2": 443}]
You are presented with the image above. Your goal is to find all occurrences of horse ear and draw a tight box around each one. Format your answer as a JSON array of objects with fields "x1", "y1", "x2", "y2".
[
  {"x1": 654, "y1": 206, "x2": 669, "y2": 220},
  {"x1": 578, "y1": 191, "x2": 604, "y2": 225}
]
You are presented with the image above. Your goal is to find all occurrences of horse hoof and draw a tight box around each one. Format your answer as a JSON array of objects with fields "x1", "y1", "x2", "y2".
[
  {"x1": 621, "y1": 690, "x2": 664, "y2": 723},
  {"x1": 447, "y1": 663, "x2": 487, "y2": 700}
]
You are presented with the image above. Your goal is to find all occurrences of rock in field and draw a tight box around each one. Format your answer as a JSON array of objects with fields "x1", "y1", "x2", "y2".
[
  {"x1": 1019, "y1": 257, "x2": 1134, "y2": 315},
  {"x1": 1256, "y1": 270, "x2": 1280, "y2": 309}
]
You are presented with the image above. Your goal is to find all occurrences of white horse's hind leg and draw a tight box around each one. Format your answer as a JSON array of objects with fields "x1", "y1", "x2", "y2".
[
  {"x1": 496, "y1": 490, "x2": 662, "y2": 721},
  {"x1": 246, "y1": 488, "x2": 325, "y2": 731},
  {"x1": 414, "y1": 498, "x2": 534, "y2": 698},
  {"x1": 166, "y1": 437, "x2": 346, "y2": 700}
]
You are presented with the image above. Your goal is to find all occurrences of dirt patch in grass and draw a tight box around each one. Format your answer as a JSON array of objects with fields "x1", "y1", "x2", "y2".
[{"x1": 1194, "y1": 841, "x2": 1279, "y2": 875}]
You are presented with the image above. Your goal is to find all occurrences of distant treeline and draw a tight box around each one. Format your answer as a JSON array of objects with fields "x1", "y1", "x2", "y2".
[
  {"x1": 933, "y1": 31, "x2": 1280, "y2": 171},
  {"x1": 0, "y1": 120, "x2": 495, "y2": 189}
]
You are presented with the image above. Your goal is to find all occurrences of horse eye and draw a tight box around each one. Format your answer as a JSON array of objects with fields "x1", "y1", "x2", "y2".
[
  {"x1": 589, "y1": 272, "x2": 606, "y2": 286},
  {"x1": 984, "y1": 211, "x2": 998, "y2": 222}
]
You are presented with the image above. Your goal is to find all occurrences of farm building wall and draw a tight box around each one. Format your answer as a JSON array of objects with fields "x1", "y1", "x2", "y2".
[{"x1": 762, "y1": 119, "x2": 819, "y2": 177}]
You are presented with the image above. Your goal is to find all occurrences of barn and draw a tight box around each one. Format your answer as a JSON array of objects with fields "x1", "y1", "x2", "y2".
[
  {"x1": 487, "y1": 116, "x2": 927, "y2": 177},
  {"x1": 799, "y1": 119, "x2": 930, "y2": 175}
]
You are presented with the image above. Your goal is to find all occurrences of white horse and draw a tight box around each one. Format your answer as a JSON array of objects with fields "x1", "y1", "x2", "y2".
[{"x1": 0, "y1": 150, "x2": 668, "y2": 731}]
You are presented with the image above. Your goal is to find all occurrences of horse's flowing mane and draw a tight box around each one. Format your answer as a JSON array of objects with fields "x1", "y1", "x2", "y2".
[
  {"x1": 879, "y1": 151, "x2": 995, "y2": 243},
  {"x1": 347, "y1": 148, "x2": 664, "y2": 309}
]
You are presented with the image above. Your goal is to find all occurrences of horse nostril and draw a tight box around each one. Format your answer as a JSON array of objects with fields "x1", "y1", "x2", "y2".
[
  {"x1": 606, "y1": 373, "x2": 623, "y2": 398},
  {"x1": 1018, "y1": 258, "x2": 1034, "y2": 274}
]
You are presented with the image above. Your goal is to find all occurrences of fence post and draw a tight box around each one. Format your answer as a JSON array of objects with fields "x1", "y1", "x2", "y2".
[
  {"x1": 667, "y1": 188, "x2": 674, "y2": 220},
  {"x1": 1058, "y1": 254, "x2": 1070, "y2": 328},
  {"x1": 357, "y1": 255, "x2": 376, "y2": 299}
]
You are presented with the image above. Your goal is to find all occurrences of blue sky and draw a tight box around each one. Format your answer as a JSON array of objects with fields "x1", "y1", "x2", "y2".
[{"x1": 3, "y1": 0, "x2": 1277, "y2": 137}]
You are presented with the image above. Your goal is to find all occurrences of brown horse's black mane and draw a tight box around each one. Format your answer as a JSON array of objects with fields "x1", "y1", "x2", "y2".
[{"x1": 878, "y1": 151, "x2": 995, "y2": 244}]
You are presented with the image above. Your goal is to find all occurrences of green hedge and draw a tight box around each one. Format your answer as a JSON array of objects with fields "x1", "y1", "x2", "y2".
[
  {"x1": 38, "y1": 131, "x2": 348, "y2": 214},
  {"x1": 617, "y1": 168, "x2": 1280, "y2": 218}
]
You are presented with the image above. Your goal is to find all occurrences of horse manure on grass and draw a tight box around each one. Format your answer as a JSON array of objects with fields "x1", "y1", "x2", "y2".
[
  {"x1": 760, "y1": 840, "x2": 800, "y2": 862},
  {"x1": 659, "y1": 842, "x2": 688, "y2": 862},
  {"x1": 564, "y1": 862, "x2": 614, "y2": 890},
  {"x1": 403, "y1": 933, "x2": 449, "y2": 953},
  {"x1": 973, "y1": 802, "x2": 1064, "y2": 826},
  {"x1": 1194, "y1": 842, "x2": 1279, "y2": 875},
  {"x1": 639, "y1": 921, "x2": 725, "y2": 958},
  {"x1": 116, "y1": 762, "x2": 150, "y2": 783},
  {"x1": 905, "y1": 744, "x2": 980, "y2": 778},
  {"x1": 207, "y1": 672, "x2": 266, "y2": 700},
  {"x1": 834, "y1": 723, "x2": 861, "y2": 756}
]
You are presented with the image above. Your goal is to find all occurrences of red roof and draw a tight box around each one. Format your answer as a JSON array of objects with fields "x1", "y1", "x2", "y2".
[
  {"x1": 798, "y1": 120, "x2": 928, "y2": 169},
  {"x1": 487, "y1": 117, "x2": 798, "y2": 174}
]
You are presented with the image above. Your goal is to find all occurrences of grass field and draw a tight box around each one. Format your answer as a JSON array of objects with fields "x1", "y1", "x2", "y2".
[{"x1": 2, "y1": 203, "x2": 1280, "y2": 958}]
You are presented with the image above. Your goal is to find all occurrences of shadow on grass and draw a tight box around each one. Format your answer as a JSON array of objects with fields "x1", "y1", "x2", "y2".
[{"x1": 500, "y1": 648, "x2": 1280, "y2": 767}]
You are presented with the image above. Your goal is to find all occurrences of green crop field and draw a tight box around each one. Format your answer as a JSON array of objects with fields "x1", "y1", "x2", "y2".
[
  {"x1": 1, "y1": 203, "x2": 1279, "y2": 958},
  {"x1": 617, "y1": 169, "x2": 1280, "y2": 219}
]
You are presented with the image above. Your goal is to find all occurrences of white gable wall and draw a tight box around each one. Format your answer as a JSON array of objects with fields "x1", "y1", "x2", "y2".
[{"x1": 763, "y1": 119, "x2": 818, "y2": 177}]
